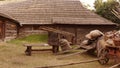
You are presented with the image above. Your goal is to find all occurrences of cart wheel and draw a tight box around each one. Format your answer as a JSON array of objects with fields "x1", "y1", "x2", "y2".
[{"x1": 98, "y1": 49, "x2": 109, "y2": 65}]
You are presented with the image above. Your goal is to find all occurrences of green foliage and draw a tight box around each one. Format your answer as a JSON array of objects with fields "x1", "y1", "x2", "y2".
[
  {"x1": 8, "y1": 34, "x2": 48, "y2": 45},
  {"x1": 94, "y1": 0, "x2": 120, "y2": 24}
]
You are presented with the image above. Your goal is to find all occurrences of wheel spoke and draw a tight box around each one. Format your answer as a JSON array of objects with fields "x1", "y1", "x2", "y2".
[{"x1": 98, "y1": 49, "x2": 109, "y2": 65}]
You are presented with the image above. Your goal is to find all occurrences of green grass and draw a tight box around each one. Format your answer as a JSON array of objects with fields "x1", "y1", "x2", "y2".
[
  {"x1": 0, "y1": 43, "x2": 111, "y2": 68},
  {"x1": 0, "y1": 33, "x2": 115, "y2": 68},
  {"x1": 7, "y1": 34, "x2": 48, "y2": 45}
]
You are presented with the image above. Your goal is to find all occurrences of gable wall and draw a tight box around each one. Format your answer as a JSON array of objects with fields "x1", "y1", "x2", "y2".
[{"x1": 0, "y1": 17, "x2": 18, "y2": 41}]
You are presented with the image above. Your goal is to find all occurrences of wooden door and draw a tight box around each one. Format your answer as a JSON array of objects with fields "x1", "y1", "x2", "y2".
[{"x1": 0, "y1": 21, "x2": 5, "y2": 40}]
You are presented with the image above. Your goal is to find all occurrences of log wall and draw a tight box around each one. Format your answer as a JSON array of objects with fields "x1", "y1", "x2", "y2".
[
  {"x1": 76, "y1": 25, "x2": 116, "y2": 44},
  {"x1": 57, "y1": 25, "x2": 116, "y2": 44},
  {"x1": 19, "y1": 25, "x2": 47, "y2": 38},
  {"x1": 18, "y1": 25, "x2": 116, "y2": 45},
  {"x1": 5, "y1": 21, "x2": 17, "y2": 41}
]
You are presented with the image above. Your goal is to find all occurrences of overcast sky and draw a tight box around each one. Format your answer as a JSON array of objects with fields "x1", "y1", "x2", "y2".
[
  {"x1": 80, "y1": 0, "x2": 95, "y2": 7},
  {"x1": 79, "y1": 0, "x2": 107, "y2": 9}
]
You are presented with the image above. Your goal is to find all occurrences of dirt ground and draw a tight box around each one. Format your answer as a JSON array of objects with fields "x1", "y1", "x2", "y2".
[{"x1": 0, "y1": 42, "x2": 116, "y2": 68}]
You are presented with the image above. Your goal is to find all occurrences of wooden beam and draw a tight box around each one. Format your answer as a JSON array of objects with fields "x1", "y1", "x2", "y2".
[
  {"x1": 109, "y1": 63, "x2": 120, "y2": 68},
  {"x1": 55, "y1": 47, "x2": 78, "y2": 55},
  {"x1": 32, "y1": 49, "x2": 52, "y2": 51},
  {"x1": 17, "y1": 25, "x2": 20, "y2": 38},
  {"x1": 57, "y1": 50, "x2": 88, "y2": 59},
  {"x1": 3, "y1": 22, "x2": 5, "y2": 41},
  {"x1": 40, "y1": 27, "x2": 75, "y2": 37},
  {"x1": 55, "y1": 43, "x2": 86, "y2": 55},
  {"x1": 111, "y1": 9, "x2": 120, "y2": 19},
  {"x1": 35, "y1": 58, "x2": 101, "y2": 68}
]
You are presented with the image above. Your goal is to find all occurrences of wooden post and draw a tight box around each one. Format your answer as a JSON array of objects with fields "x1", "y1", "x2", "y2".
[
  {"x1": 2, "y1": 22, "x2": 5, "y2": 41},
  {"x1": 17, "y1": 25, "x2": 20, "y2": 38},
  {"x1": 52, "y1": 46, "x2": 59, "y2": 53},
  {"x1": 75, "y1": 26, "x2": 77, "y2": 44},
  {"x1": 25, "y1": 46, "x2": 32, "y2": 56},
  {"x1": 0, "y1": 21, "x2": 5, "y2": 41}
]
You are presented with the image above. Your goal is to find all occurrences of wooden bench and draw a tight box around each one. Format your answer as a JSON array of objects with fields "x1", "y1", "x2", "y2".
[
  {"x1": 24, "y1": 44, "x2": 59, "y2": 56},
  {"x1": 23, "y1": 43, "x2": 52, "y2": 56}
]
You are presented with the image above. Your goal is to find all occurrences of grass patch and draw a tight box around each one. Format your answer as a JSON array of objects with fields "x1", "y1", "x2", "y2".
[
  {"x1": 0, "y1": 34, "x2": 112, "y2": 68},
  {"x1": 0, "y1": 42, "x2": 110, "y2": 68},
  {"x1": 0, "y1": 34, "x2": 113, "y2": 68},
  {"x1": 20, "y1": 34, "x2": 48, "y2": 43},
  {"x1": 7, "y1": 34, "x2": 48, "y2": 45}
]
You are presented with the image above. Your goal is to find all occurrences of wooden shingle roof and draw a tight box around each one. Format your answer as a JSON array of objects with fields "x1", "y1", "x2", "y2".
[{"x1": 0, "y1": 0, "x2": 116, "y2": 25}]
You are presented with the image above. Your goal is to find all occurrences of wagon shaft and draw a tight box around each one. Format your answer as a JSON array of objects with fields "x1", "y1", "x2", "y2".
[
  {"x1": 109, "y1": 63, "x2": 120, "y2": 68},
  {"x1": 36, "y1": 58, "x2": 101, "y2": 68},
  {"x1": 41, "y1": 27, "x2": 75, "y2": 36}
]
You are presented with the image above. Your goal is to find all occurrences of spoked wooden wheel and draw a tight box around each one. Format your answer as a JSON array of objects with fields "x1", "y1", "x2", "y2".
[{"x1": 98, "y1": 49, "x2": 109, "y2": 65}]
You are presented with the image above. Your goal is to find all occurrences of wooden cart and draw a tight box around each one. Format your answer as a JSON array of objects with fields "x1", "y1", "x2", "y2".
[{"x1": 98, "y1": 40, "x2": 120, "y2": 65}]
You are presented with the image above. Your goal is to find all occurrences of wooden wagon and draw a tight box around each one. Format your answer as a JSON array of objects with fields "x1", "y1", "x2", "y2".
[{"x1": 98, "y1": 39, "x2": 120, "y2": 65}]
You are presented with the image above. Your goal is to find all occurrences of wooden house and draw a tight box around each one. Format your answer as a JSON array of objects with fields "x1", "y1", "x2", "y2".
[{"x1": 0, "y1": 0, "x2": 117, "y2": 44}]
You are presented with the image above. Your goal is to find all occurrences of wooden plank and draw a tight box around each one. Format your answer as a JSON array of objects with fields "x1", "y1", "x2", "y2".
[
  {"x1": 55, "y1": 44, "x2": 94, "y2": 55},
  {"x1": 35, "y1": 58, "x2": 101, "y2": 68},
  {"x1": 56, "y1": 45, "x2": 95, "y2": 59},
  {"x1": 80, "y1": 45, "x2": 95, "y2": 50},
  {"x1": 57, "y1": 50, "x2": 88, "y2": 59},
  {"x1": 23, "y1": 43, "x2": 49, "y2": 47},
  {"x1": 24, "y1": 45, "x2": 52, "y2": 56},
  {"x1": 109, "y1": 63, "x2": 120, "y2": 68},
  {"x1": 55, "y1": 45, "x2": 80, "y2": 55},
  {"x1": 111, "y1": 9, "x2": 120, "y2": 19},
  {"x1": 32, "y1": 49, "x2": 52, "y2": 51}
]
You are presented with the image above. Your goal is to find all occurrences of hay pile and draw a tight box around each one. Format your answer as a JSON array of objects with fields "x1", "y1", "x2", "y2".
[
  {"x1": 84, "y1": 30, "x2": 120, "y2": 47},
  {"x1": 105, "y1": 30, "x2": 120, "y2": 46},
  {"x1": 85, "y1": 30, "x2": 104, "y2": 40}
]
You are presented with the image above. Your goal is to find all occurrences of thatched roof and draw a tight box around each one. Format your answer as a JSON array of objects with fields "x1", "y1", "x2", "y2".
[{"x1": 0, "y1": 0, "x2": 116, "y2": 25}]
